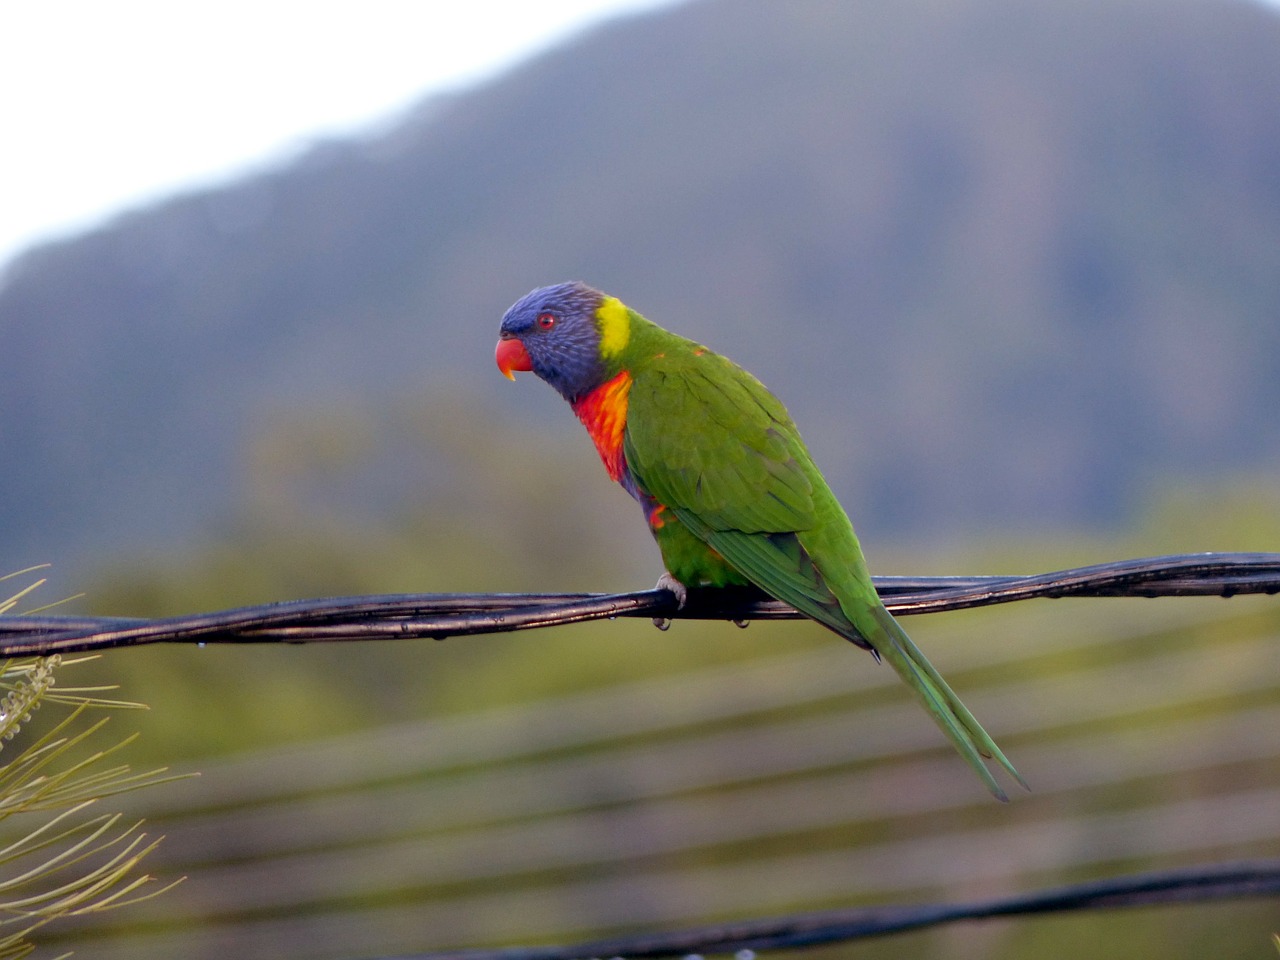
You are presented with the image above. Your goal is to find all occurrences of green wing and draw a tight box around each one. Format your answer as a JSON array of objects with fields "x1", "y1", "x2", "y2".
[
  {"x1": 623, "y1": 349, "x2": 869, "y2": 642},
  {"x1": 625, "y1": 355, "x2": 810, "y2": 528},
  {"x1": 622, "y1": 346, "x2": 1025, "y2": 800}
]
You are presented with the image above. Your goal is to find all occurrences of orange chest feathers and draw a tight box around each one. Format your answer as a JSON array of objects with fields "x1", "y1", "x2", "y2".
[{"x1": 570, "y1": 370, "x2": 632, "y2": 482}]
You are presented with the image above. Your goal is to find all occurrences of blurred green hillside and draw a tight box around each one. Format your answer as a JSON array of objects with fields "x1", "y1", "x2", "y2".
[{"x1": 2, "y1": 0, "x2": 1280, "y2": 574}]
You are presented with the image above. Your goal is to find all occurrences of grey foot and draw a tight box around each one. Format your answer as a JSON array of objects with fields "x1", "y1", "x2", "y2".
[
  {"x1": 654, "y1": 572, "x2": 688, "y2": 609},
  {"x1": 653, "y1": 572, "x2": 688, "y2": 630}
]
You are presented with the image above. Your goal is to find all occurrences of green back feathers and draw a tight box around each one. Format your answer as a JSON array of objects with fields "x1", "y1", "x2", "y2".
[
  {"x1": 621, "y1": 328, "x2": 815, "y2": 536},
  {"x1": 621, "y1": 330, "x2": 874, "y2": 646},
  {"x1": 587, "y1": 296, "x2": 1024, "y2": 800}
]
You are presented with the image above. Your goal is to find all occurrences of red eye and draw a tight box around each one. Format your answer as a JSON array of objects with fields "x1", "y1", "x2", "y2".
[{"x1": 536, "y1": 312, "x2": 557, "y2": 330}]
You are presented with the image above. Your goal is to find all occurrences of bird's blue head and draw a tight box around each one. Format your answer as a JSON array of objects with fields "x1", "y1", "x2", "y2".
[{"x1": 496, "y1": 281, "x2": 611, "y2": 403}]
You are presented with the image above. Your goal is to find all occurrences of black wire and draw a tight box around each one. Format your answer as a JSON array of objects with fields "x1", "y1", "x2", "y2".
[
  {"x1": 1, "y1": 552, "x2": 1278, "y2": 656},
  {"x1": 369, "y1": 860, "x2": 1280, "y2": 960}
]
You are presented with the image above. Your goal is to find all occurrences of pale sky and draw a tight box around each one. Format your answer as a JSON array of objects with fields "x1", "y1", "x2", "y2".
[
  {"x1": 0, "y1": 0, "x2": 682, "y2": 271},
  {"x1": 5, "y1": 0, "x2": 1276, "y2": 274}
]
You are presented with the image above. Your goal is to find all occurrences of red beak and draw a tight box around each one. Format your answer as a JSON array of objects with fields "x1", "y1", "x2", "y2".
[{"x1": 495, "y1": 336, "x2": 533, "y2": 381}]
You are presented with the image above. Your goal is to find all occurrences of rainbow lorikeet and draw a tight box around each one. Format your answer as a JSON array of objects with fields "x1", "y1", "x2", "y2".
[{"x1": 495, "y1": 282, "x2": 1024, "y2": 800}]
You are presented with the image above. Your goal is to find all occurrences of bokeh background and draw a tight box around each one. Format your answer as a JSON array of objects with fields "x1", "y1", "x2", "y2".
[{"x1": 1, "y1": 0, "x2": 1278, "y2": 957}]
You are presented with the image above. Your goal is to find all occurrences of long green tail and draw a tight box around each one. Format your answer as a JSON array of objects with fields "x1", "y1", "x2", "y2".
[{"x1": 865, "y1": 603, "x2": 1027, "y2": 801}]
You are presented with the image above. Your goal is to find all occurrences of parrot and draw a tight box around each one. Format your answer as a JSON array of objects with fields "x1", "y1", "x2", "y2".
[{"x1": 495, "y1": 281, "x2": 1025, "y2": 800}]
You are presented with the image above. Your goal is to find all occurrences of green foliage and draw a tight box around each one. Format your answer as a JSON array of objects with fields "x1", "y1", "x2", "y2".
[
  {"x1": 93, "y1": 391, "x2": 650, "y2": 610},
  {"x1": 1134, "y1": 475, "x2": 1280, "y2": 554},
  {"x1": 0, "y1": 577, "x2": 183, "y2": 958},
  {"x1": 78, "y1": 393, "x2": 683, "y2": 760}
]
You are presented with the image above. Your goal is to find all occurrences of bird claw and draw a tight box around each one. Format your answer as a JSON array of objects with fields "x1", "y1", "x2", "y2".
[
  {"x1": 654, "y1": 572, "x2": 688, "y2": 609},
  {"x1": 652, "y1": 572, "x2": 687, "y2": 631}
]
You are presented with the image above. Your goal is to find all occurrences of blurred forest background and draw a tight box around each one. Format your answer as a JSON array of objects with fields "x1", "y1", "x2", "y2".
[{"x1": 1, "y1": 0, "x2": 1278, "y2": 957}]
